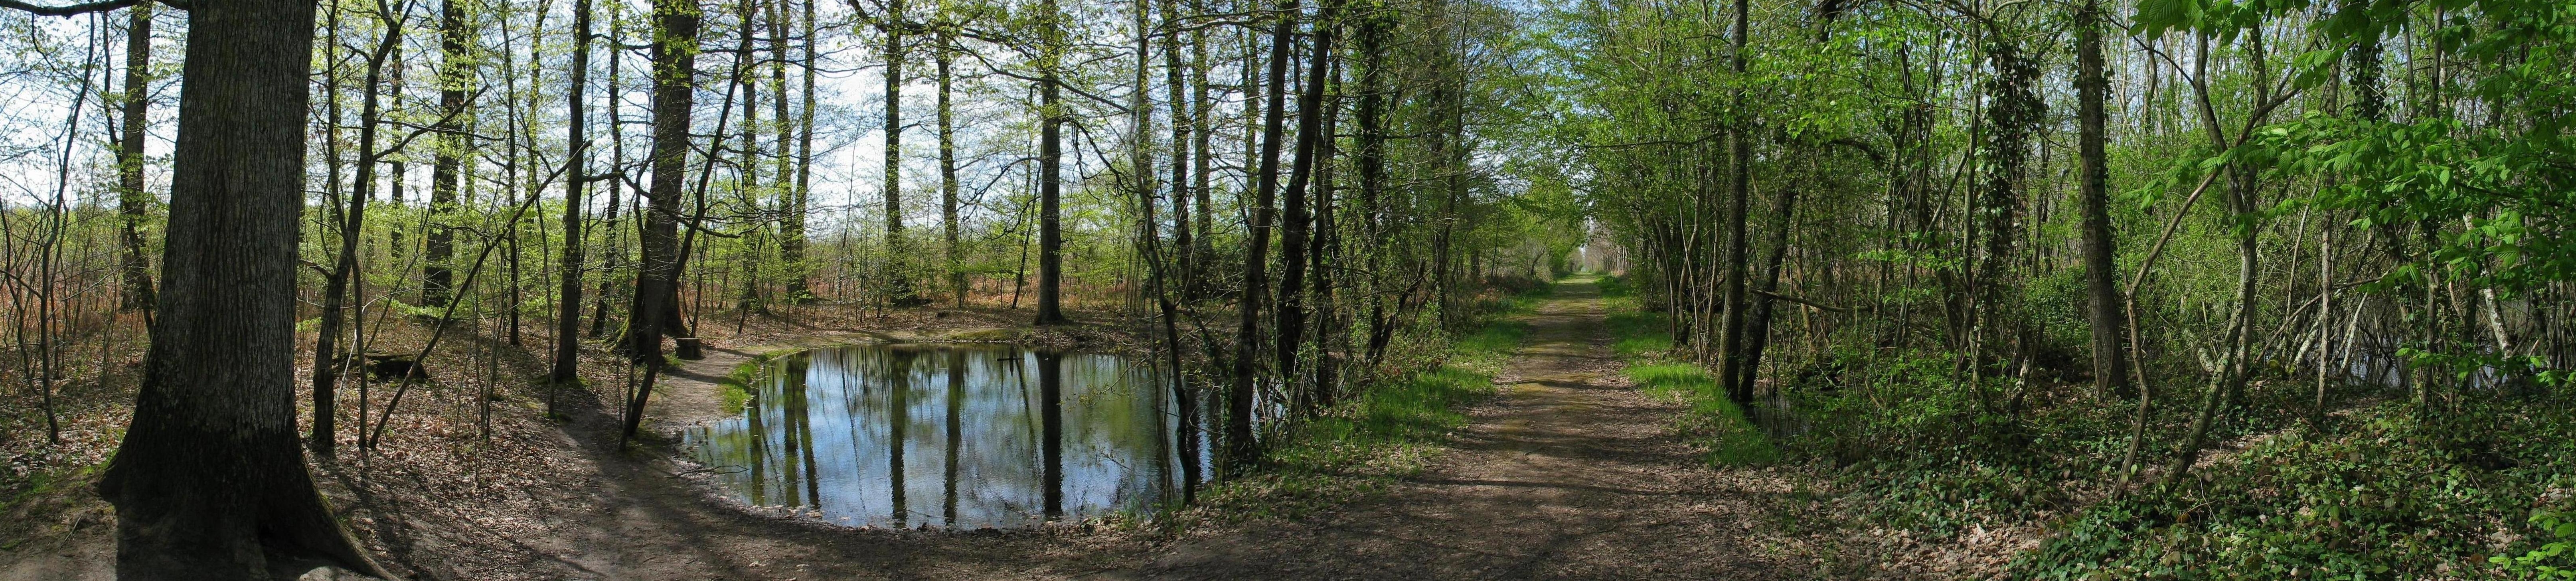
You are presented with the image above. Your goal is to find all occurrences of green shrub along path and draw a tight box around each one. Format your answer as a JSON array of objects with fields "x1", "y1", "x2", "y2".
[{"x1": 1112, "y1": 277, "x2": 1831, "y2": 580}]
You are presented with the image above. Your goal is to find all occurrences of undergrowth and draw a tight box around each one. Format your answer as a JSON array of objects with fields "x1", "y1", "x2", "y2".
[
  {"x1": 1604, "y1": 273, "x2": 2576, "y2": 579},
  {"x1": 2011, "y1": 401, "x2": 2576, "y2": 580},
  {"x1": 1598, "y1": 275, "x2": 1778, "y2": 467},
  {"x1": 1194, "y1": 281, "x2": 1548, "y2": 522}
]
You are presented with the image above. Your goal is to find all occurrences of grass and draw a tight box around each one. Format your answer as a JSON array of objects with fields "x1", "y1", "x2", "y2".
[
  {"x1": 1627, "y1": 362, "x2": 1781, "y2": 465},
  {"x1": 0, "y1": 462, "x2": 103, "y2": 551},
  {"x1": 711, "y1": 354, "x2": 770, "y2": 411},
  {"x1": 1195, "y1": 283, "x2": 1540, "y2": 522},
  {"x1": 1597, "y1": 275, "x2": 1779, "y2": 466}
]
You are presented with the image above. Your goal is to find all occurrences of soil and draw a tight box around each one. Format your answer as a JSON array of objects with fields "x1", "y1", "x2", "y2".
[
  {"x1": 1, "y1": 282, "x2": 1836, "y2": 580},
  {"x1": 1098, "y1": 280, "x2": 1834, "y2": 580}
]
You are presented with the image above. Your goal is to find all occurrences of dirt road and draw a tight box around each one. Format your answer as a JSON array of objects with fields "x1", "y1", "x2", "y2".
[{"x1": 1110, "y1": 279, "x2": 1820, "y2": 580}]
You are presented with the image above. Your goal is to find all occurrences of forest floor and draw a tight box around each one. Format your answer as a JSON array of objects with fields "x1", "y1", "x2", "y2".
[
  {"x1": 1, "y1": 280, "x2": 1842, "y2": 580},
  {"x1": 1100, "y1": 279, "x2": 1837, "y2": 579}
]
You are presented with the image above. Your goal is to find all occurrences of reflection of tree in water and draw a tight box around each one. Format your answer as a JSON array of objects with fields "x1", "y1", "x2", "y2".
[{"x1": 685, "y1": 344, "x2": 1201, "y2": 528}]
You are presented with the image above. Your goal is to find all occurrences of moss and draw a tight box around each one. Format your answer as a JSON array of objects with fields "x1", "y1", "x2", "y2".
[{"x1": 717, "y1": 360, "x2": 761, "y2": 411}]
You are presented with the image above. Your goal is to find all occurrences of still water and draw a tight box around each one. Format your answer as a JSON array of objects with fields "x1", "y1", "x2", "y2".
[{"x1": 681, "y1": 344, "x2": 1207, "y2": 529}]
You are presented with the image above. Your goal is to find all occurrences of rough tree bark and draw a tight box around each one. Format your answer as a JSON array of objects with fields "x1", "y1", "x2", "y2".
[
  {"x1": 93, "y1": 0, "x2": 387, "y2": 573},
  {"x1": 881, "y1": 0, "x2": 915, "y2": 302},
  {"x1": 1033, "y1": 0, "x2": 1071, "y2": 324},
  {"x1": 423, "y1": 0, "x2": 470, "y2": 307},
  {"x1": 1164, "y1": 0, "x2": 1192, "y2": 301},
  {"x1": 1736, "y1": 171, "x2": 1799, "y2": 394},
  {"x1": 786, "y1": 0, "x2": 816, "y2": 301},
  {"x1": 938, "y1": 28, "x2": 963, "y2": 306},
  {"x1": 552, "y1": 0, "x2": 593, "y2": 391},
  {"x1": 621, "y1": 0, "x2": 701, "y2": 441},
  {"x1": 2075, "y1": 0, "x2": 2131, "y2": 399},
  {"x1": 113, "y1": 2, "x2": 155, "y2": 312},
  {"x1": 1714, "y1": 0, "x2": 1754, "y2": 404}
]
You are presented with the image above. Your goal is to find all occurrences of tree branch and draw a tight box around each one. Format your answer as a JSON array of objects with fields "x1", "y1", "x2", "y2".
[{"x1": 0, "y1": 0, "x2": 184, "y2": 16}]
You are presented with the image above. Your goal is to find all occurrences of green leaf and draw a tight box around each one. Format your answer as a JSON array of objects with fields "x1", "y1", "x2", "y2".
[{"x1": 2132, "y1": 0, "x2": 2202, "y2": 36}]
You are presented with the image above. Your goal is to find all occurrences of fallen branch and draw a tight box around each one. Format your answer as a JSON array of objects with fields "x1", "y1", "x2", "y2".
[{"x1": 1754, "y1": 289, "x2": 1871, "y2": 313}]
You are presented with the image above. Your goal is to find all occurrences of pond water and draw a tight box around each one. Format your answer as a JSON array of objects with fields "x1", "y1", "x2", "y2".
[{"x1": 681, "y1": 344, "x2": 1208, "y2": 529}]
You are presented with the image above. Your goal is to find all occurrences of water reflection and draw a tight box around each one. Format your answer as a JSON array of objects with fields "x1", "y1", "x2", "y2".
[{"x1": 684, "y1": 344, "x2": 1208, "y2": 529}]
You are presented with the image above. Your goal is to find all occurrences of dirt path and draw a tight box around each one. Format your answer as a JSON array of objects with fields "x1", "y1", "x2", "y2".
[
  {"x1": 4, "y1": 282, "x2": 1829, "y2": 581},
  {"x1": 1112, "y1": 279, "x2": 1818, "y2": 580}
]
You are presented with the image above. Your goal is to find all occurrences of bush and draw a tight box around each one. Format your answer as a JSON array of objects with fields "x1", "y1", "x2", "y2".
[{"x1": 2013, "y1": 400, "x2": 2576, "y2": 580}]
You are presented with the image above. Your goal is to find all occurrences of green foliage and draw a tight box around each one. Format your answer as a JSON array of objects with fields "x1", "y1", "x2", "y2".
[
  {"x1": 1598, "y1": 283, "x2": 1778, "y2": 466},
  {"x1": 1198, "y1": 294, "x2": 1530, "y2": 521},
  {"x1": 2494, "y1": 509, "x2": 2576, "y2": 579},
  {"x1": 1627, "y1": 363, "x2": 1780, "y2": 466},
  {"x1": 2013, "y1": 401, "x2": 2576, "y2": 580},
  {"x1": 717, "y1": 359, "x2": 761, "y2": 411},
  {"x1": 1598, "y1": 276, "x2": 1672, "y2": 359}
]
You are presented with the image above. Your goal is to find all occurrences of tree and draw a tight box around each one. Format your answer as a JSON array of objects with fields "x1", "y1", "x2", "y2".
[
  {"x1": 113, "y1": 1, "x2": 155, "y2": 313},
  {"x1": 2073, "y1": 0, "x2": 2128, "y2": 399},
  {"x1": 1713, "y1": 0, "x2": 1752, "y2": 404},
  {"x1": 879, "y1": 0, "x2": 916, "y2": 302},
  {"x1": 552, "y1": 0, "x2": 595, "y2": 393},
  {"x1": 937, "y1": 24, "x2": 963, "y2": 306},
  {"x1": 1228, "y1": 0, "x2": 1297, "y2": 472},
  {"x1": 422, "y1": 0, "x2": 472, "y2": 307},
  {"x1": 622, "y1": 0, "x2": 703, "y2": 441},
  {"x1": 50, "y1": 0, "x2": 389, "y2": 572},
  {"x1": 1275, "y1": 0, "x2": 1337, "y2": 402},
  {"x1": 1032, "y1": 0, "x2": 1070, "y2": 325},
  {"x1": 310, "y1": 0, "x2": 407, "y2": 455}
]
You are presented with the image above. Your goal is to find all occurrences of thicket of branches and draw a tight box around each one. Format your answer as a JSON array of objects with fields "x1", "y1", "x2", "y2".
[
  {"x1": 1557, "y1": 0, "x2": 2575, "y2": 575},
  {"x1": 0, "y1": 0, "x2": 1584, "y2": 569}
]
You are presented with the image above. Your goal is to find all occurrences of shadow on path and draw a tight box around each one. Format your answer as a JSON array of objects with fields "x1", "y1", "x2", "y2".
[{"x1": 1111, "y1": 279, "x2": 1811, "y2": 581}]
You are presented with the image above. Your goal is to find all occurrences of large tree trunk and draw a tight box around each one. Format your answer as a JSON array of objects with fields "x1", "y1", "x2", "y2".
[
  {"x1": 786, "y1": 0, "x2": 817, "y2": 302},
  {"x1": 1352, "y1": 5, "x2": 1389, "y2": 369},
  {"x1": 1033, "y1": 0, "x2": 1071, "y2": 325},
  {"x1": 1189, "y1": 20, "x2": 1213, "y2": 300},
  {"x1": 2074, "y1": 0, "x2": 2131, "y2": 399},
  {"x1": 95, "y1": 0, "x2": 384, "y2": 574},
  {"x1": 622, "y1": 0, "x2": 701, "y2": 440},
  {"x1": 1228, "y1": 0, "x2": 1298, "y2": 473},
  {"x1": 114, "y1": 2, "x2": 155, "y2": 312},
  {"x1": 1129, "y1": 0, "x2": 1155, "y2": 290},
  {"x1": 1735, "y1": 173, "x2": 1799, "y2": 395},
  {"x1": 732, "y1": 0, "x2": 763, "y2": 318},
  {"x1": 423, "y1": 0, "x2": 470, "y2": 307},
  {"x1": 1306, "y1": 53, "x2": 1344, "y2": 410},
  {"x1": 938, "y1": 30, "x2": 963, "y2": 306},
  {"x1": 882, "y1": 0, "x2": 915, "y2": 302},
  {"x1": 1714, "y1": 0, "x2": 1753, "y2": 404},
  {"x1": 553, "y1": 0, "x2": 594, "y2": 391},
  {"x1": 1164, "y1": 0, "x2": 1192, "y2": 303}
]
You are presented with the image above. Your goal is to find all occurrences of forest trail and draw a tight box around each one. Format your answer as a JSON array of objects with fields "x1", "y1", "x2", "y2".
[
  {"x1": 1111, "y1": 279, "x2": 1815, "y2": 580},
  {"x1": 0, "y1": 281, "x2": 1827, "y2": 581}
]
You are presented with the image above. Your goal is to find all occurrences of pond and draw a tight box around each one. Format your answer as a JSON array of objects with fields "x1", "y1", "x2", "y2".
[{"x1": 681, "y1": 344, "x2": 1209, "y2": 529}]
